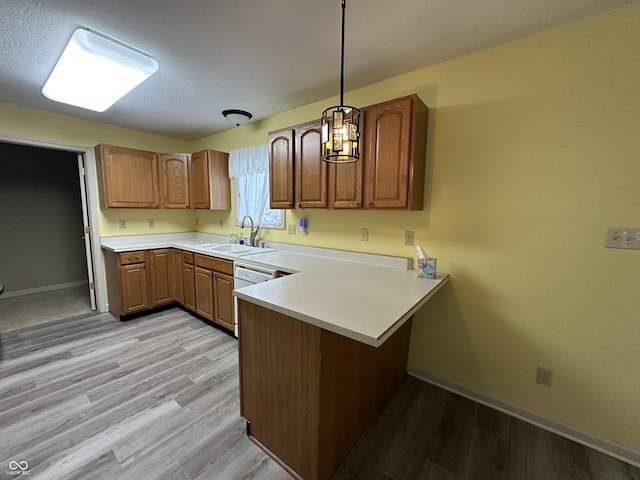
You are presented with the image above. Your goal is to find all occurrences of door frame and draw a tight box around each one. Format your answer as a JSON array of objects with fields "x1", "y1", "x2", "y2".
[{"x1": 0, "y1": 134, "x2": 107, "y2": 313}]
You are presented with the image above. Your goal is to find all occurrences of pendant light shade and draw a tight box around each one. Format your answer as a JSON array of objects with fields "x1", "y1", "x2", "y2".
[
  {"x1": 321, "y1": 0, "x2": 360, "y2": 163},
  {"x1": 223, "y1": 109, "x2": 252, "y2": 127}
]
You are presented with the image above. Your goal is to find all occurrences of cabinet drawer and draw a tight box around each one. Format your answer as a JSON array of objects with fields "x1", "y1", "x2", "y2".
[
  {"x1": 119, "y1": 251, "x2": 147, "y2": 265},
  {"x1": 194, "y1": 254, "x2": 233, "y2": 275},
  {"x1": 182, "y1": 251, "x2": 194, "y2": 264}
]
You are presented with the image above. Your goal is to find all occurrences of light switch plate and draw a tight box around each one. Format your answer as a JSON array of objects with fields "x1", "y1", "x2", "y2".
[
  {"x1": 288, "y1": 224, "x2": 296, "y2": 235},
  {"x1": 404, "y1": 231, "x2": 414, "y2": 246},
  {"x1": 605, "y1": 227, "x2": 640, "y2": 249},
  {"x1": 361, "y1": 228, "x2": 368, "y2": 242}
]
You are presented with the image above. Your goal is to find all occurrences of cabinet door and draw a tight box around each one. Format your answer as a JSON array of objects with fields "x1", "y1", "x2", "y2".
[
  {"x1": 172, "y1": 249, "x2": 184, "y2": 304},
  {"x1": 363, "y1": 95, "x2": 428, "y2": 210},
  {"x1": 213, "y1": 273, "x2": 234, "y2": 331},
  {"x1": 195, "y1": 266, "x2": 214, "y2": 321},
  {"x1": 191, "y1": 150, "x2": 231, "y2": 210},
  {"x1": 191, "y1": 150, "x2": 210, "y2": 209},
  {"x1": 328, "y1": 161, "x2": 362, "y2": 209},
  {"x1": 148, "y1": 249, "x2": 172, "y2": 306},
  {"x1": 159, "y1": 154, "x2": 190, "y2": 208},
  {"x1": 99, "y1": 144, "x2": 159, "y2": 208},
  {"x1": 183, "y1": 263, "x2": 196, "y2": 311},
  {"x1": 295, "y1": 121, "x2": 326, "y2": 208},
  {"x1": 269, "y1": 128, "x2": 294, "y2": 209},
  {"x1": 120, "y1": 263, "x2": 149, "y2": 314}
]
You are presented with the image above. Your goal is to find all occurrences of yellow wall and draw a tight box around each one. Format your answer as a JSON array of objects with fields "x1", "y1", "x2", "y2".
[
  {"x1": 195, "y1": 4, "x2": 640, "y2": 453},
  {"x1": 1, "y1": 3, "x2": 638, "y2": 454}
]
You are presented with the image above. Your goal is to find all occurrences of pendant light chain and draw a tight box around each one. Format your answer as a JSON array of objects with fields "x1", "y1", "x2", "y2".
[
  {"x1": 321, "y1": 0, "x2": 361, "y2": 163},
  {"x1": 340, "y1": 0, "x2": 346, "y2": 107}
]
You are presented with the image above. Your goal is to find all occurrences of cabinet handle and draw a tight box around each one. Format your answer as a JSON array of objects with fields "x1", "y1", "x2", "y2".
[
  {"x1": 128, "y1": 256, "x2": 140, "y2": 261},
  {"x1": 368, "y1": 202, "x2": 374, "y2": 208}
]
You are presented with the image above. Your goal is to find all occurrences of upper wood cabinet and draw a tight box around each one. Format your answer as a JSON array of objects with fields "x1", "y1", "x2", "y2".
[
  {"x1": 159, "y1": 154, "x2": 190, "y2": 209},
  {"x1": 191, "y1": 149, "x2": 231, "y2": 210},
  {"x1": 295, "y1": 121, "x2": 327, "y2": 209},
  {"x1": 362, "y1": 94, "x2": 428, "y2": 210},
  {"x1": 98, "y1": 144, "x2": 159, "y2": 208},
  {"x1": 268, "y1": 128, "x2": 295, "y2": 209},
  {"x1": 268, "y1": 94, "x2": 428, "y2": 211},
  {"x1": 328, "y1": 160, "x2": 363, "y2": 209}
]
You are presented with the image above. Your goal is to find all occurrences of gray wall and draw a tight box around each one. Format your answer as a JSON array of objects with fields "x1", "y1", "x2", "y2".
[{"x1": 0, "y1": 142, "x2": 88, "y2": 293}]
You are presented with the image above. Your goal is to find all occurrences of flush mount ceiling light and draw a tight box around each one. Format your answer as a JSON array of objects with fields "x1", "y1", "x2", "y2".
[
  {"x1": 321, "y1": 0, "x2": 360, "y2": 164},
  {"x1": 42, "y1": 29, "x2": 159, "y2": 112},
  {"x1": 222, "y1": 109, "x2": 253, "y2": 127}
]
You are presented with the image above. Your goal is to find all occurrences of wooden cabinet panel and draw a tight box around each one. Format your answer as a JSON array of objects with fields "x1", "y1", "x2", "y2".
[
  {"x1": 269, "y1": 128, "x2": 295, "y2": 209},
  {"x1": 239, "y1": 300, "x2": 412, "y2": 480},
  {"x1": 194, "y1": 253, "x2": 233, "y2": 275},
  {"x1": 98, "y1": 144, "x2": 159, "y2": 208},
  {"x1": 159, "y1": 154, "x2": 190, "y2": 208},
  {"x1": 171, "y1": 249, "x2": 184, "y2": 305},
  {"x1": 295, "y1": 121, "x2": 326, "y2": 208},
  {"x1": 213, "y1": 273, "x2": 234, "y2": 331},
  {"x1": 119, "y1": 251, "x2": 147, "y2": 266},
  {"x1": 328, "y1": 161, "x2": 362, "y2": 209},
  {"x1": 195, "y1": 266, "x2": 214, "y2": 321},
  {"x1": 191, "y1": 150, "x2": 231, "y2": 210},
  {"x1": 363, "y1": 95, "x2": 427, "y2": 210},
  {"x1": 183, "y1": 263, "x2": 196, "y2": 311},
  {"x1": 148, "y1": 249, "x2": 172, "y2": 307},
  {"x1": 120, "y1": 263, "x2": 149, "y2": 314}
]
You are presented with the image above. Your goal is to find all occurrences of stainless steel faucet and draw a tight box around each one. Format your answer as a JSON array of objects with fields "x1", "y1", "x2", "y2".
[{"x1": 240, "y1": 215, "x2": 259, "y2": 247}]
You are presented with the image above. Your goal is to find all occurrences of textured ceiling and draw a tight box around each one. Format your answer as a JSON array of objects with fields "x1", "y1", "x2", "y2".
[{"x1": 0, "y1": 0, "x2": 636, "y2": 140}]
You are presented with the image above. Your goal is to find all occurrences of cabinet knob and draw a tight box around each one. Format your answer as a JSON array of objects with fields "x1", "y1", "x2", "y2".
[
  {"x1": 368, "y1": 202, "x2": 374, "y2": 208},
  {"x1": 297, "y1": 202, "x2": 302, "y2": 208}
]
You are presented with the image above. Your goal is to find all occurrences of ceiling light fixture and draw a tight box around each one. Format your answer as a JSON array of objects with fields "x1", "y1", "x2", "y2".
[
  {"x1": 222, "y1": 109, "x2": 253, "y2": 127},
  {"x1": 321, "y1": 0, "x2": 360, "y2": 164},
  {"x1": 42, "y1": 29, "x2": 159, "y2": 112}
]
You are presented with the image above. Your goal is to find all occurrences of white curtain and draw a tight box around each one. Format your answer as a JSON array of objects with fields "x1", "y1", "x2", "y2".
[{"x1": 228, "y1": 144, "x2": 284, "y2": 228}]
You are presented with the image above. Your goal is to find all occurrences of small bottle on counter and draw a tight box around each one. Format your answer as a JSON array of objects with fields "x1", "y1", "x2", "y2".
[{"x1": 239, "y1": 233, "x2": 245, "y2": 245}]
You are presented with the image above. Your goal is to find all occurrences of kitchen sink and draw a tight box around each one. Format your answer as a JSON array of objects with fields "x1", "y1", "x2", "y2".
[{"x1": 194, "y1": 243, "x2": 274, "y2": 256}]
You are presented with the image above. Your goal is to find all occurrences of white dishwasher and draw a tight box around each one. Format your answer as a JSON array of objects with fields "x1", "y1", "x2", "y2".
[{"x1": 233, "y1": 261, "x2": 279, "y2": 337}]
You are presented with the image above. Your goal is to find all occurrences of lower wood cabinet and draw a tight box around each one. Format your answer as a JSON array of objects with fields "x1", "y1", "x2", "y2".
[
  {"x1": 182, "y1": 252, "x2": 196, "y2": 311},
  {"x1": 213, "y1": 273, "x2": 234, "y2": 331},
  {"x1": 104, "y1": 248, "x2": 235, "y2": 333},
  {"x1": 171, "y1": 248, "x2": 184, "y2": 305},
  {"x1": 239, "y1": 300, "x2": 412, "y2": 480},
  {"x1": 195, "y1": 266, "x2": 214, "y2": 320},
  {"x1": 193, "y1": 254, "x2": 234, "y2": 331},
  {"x1": 148, "y1": 249, "x2": 173, "y2": 307}
]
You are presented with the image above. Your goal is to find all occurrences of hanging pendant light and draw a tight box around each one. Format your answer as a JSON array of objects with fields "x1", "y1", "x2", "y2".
[{"x1": 321, "y1": 0, "x2": 360, "y2": 164}]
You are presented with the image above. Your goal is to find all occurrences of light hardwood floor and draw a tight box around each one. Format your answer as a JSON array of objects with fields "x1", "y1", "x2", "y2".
[{"x1": 0, "y1": 308, "x2": 638, "y2": 480}]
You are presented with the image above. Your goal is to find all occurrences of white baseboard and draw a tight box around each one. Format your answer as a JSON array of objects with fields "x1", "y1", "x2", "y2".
[
  {"x1": 408, "y1": 367, "x2": 640, "y2": 468},
  {"x1": 0, "y1": 281, "x2": 87, "y2": 299}
]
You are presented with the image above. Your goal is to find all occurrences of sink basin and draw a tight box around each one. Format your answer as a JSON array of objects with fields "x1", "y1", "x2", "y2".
[{"x1": 195, "y1": 243, "x2": 275, "y2": 257}]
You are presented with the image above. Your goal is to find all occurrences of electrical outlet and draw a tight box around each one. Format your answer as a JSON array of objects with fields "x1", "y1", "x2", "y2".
[
  {"x1": 361, "y1": 228, "x2": 369, "y2": 242},
  {"x1": 219, "y1": 219, "x2": 223, "y2": 228},
  {"x1": 404, "y1": 230, "x2": 414, "y2": 246},
  {"x1": 288, "y1": 224, "x2": 296, "y2": 235},
  {"x1": 536, "y1": 367, "x2": 553, "y2": 387},
  {"x1": 605, "y1": 227, "x2": 640, "y2": 249},
  {"x1": 119, "y1": 220, "x2": 126, "y2": 229},
  {"x1": 148, "y1": 218, "x2": 155, "y2": 228},
  {"x1": 195, "y1": 217, "x2": 200, "y2": 226}
]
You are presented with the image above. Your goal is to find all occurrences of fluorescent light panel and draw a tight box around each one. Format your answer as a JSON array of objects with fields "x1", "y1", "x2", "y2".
[{"x1": 42, "y1": 29, "x2": 158, "y2": 112}]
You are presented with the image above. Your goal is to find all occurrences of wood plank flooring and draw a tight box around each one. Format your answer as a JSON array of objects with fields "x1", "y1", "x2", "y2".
[{"x1": 1, "y1": 307, "x2": 638, "y2": 480}]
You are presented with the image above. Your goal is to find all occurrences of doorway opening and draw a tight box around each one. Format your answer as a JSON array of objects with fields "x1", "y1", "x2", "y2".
[{"x1": 0, "y1": 140, "x2": 99, "y2": 332}]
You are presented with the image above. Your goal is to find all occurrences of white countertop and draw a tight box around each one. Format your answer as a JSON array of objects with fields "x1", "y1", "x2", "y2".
[{"x1": 101, "y1": 233, "x2": 449, "y2": 347}]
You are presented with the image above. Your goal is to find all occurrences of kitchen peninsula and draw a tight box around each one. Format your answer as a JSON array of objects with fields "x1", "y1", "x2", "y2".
[{"x1": 101, "y1": 233, "x2": 448, "y2": 480}]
